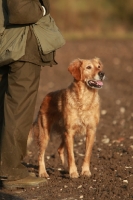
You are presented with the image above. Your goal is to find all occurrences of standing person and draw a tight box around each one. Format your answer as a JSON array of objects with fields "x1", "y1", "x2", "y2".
[{"x1": 0, "y1": 0, "x2": 65, "y2": 189}]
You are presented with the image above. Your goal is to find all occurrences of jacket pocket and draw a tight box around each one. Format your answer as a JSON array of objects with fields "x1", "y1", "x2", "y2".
[
  {"x1": 33, "y1": 14, "x2": 65, "y2": 54},
  {"x1": 0, "y1": 26, "x2": 29, "y2": 67}
]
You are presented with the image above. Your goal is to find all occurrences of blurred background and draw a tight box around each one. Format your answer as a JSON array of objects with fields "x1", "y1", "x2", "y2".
[
  {"x1": 34, "y1": 0, "x2": 133, "y2": 119},
  {"x1": 50, "y1": 0, "x2": 133, "y2": 39}
]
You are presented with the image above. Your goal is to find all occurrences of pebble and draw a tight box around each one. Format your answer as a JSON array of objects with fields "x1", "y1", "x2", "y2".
[
  {"x1": 123, "y1": 180, "x2": 128, "y2": 184},
  {"x1": 113, "y1": 137, "x2": 125, "y2": 143},
  {"x1": 80, "y1": 195, "x2": 84, "y2": 199},
  {"x1": 13, "y1": 189, "x2": 25, "y2": 194},
  {"x1": 125, "y1": 166, "x2": 132, "y2": 169},
  {"x1": 102, "y1": 138, "x2": 110, "y2": 144},
  {"x1": 78, "y1": 153, "x2": 84, "y2": 157},
  {"x1": 120, "y1": 107, "x2": 125, "y2": 114},
  {"x1": 101, "y1": 110, "x2": 107, "y2": 115},
  {"x1": 112, "y1": 120, "x2": 117, "y2": 125},
  {"x1": 97, "y1": 148, "x2": 102, "y2": 151},
  {"x1": 46, "y1": 156, "x2": 50, "y2": 160},
  {"x1": 77, "y1": 185, "x2": 82, "y2": 189},
  {"x1": 130, "y1": 136, "x2": 133, "y2": 139},
  {"x1": 78, "y1": 142, "x2": 83, "y2": 146},
  {"x1": 116, "y1": 99, "x2": 121, "y2": 105}
]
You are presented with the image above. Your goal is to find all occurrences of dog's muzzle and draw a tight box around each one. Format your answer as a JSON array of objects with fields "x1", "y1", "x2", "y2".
[
  {"x1": 98, "y1": 71, "x2": 105, "y2": 80},
  {"x1": 87, "y1": 71, "x2": 105, "y2": 89}
]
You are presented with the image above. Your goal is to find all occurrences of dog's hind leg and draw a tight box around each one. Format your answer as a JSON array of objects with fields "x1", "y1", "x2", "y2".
[
  {"x1": 58, "y1": 135, "x2": 68, "y2": 170},
  {"x1": 37, "y1": 115, "x2": 50, "y2": 178},
  {"x1": 58, "y1": 140, "x2": 65, "y2": 165}
]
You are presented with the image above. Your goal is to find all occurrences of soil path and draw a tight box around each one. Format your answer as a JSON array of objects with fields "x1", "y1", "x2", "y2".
[{"x1": 0, "y1": 39, "x2": 133, "y2": 200}]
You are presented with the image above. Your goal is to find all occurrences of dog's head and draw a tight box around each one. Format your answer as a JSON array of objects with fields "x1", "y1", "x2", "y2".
[{"x1": 68, "y1": 58, "x2": 105, "y2": 89}]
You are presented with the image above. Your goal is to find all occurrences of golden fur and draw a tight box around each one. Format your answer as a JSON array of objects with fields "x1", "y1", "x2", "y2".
[{"x1": 28, "y1": 58, "x2": 105, "y2": 178}]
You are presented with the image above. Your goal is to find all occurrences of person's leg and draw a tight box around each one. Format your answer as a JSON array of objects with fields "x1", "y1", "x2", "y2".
[
  {"x1": 0, "y1": 66, "x2": 9, "y2": 128},
  {"x1": 0, "y1": 61, "x2": 41, "y2": 181},
  {"x1": 0, "y1": 66, "x2": 9, "y2": 178}
]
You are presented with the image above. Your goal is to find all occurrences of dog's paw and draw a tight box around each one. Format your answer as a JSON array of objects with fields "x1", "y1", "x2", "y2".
[
  {"x1": 70, "y1": 171, "x2": 79, "y2": 178},
  {"x1": 81, "y1": 170, "x2": 91, "y2": 177},
  {"x1": 39, "y1": 172, "x2": 49, "y2": 178}
]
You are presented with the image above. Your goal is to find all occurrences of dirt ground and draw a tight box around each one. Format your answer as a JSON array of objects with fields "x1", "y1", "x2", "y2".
[{"x1": 0, "y1": 39, "x2": 133, "y2": 200}]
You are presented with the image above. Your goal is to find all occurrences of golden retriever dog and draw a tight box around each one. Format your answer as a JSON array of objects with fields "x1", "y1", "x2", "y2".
[{"x1": 28, "y1": 58, "x2": 105, "y2": 178}]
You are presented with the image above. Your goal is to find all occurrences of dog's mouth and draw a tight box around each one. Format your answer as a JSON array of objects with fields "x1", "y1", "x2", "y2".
[{"x1": 87, "y1": 80, "x2": 103, "y2": 89}]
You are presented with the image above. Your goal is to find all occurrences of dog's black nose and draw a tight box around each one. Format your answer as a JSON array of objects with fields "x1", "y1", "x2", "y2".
[{"x1": 98, "y1": 71, "x2": 105, "y2": 79}]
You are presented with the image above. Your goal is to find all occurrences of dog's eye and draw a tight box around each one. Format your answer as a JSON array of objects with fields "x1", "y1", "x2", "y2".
[
  {"x1": 86, "y1": 66, "x2": 91, "y2": 69},
  {"x1": 98, "y1": 65, "x2": 101, "y2": 69}
]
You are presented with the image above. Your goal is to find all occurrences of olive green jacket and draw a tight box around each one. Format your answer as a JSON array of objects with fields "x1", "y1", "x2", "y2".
[{"x1": 0, "y1": 0, "x2": 65, "y2": 66}]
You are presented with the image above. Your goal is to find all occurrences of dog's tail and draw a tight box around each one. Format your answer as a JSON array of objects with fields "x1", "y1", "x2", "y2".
[
  {"x1": 27, "y1": 123, "x2": 39, "y2": 157},
  {"x1": 27, "y1": 116, "x2": 39, "y2": 152},
  {"x1": 27, "y1": 126, "x2": 34, "y2": 148}
]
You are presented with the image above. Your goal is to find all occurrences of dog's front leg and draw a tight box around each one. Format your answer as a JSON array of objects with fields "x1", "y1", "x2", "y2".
[
  {"x1": 81, "y1": 127, "x2": 96, "y2": 177},
  {"x1": 65, "y1": 131, "x2": 79, "y2": 178}
]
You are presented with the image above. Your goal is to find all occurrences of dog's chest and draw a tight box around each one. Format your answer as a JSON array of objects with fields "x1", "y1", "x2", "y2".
[
  {"x1": 57, "y1": 89, "x2": 100, "y2": 134},
  {"x1": 72, "y1": 108, "x2": 98, "y2": 135},
  {"x1": 75, "y1": 108, "x2": 91, "y2": 125}
]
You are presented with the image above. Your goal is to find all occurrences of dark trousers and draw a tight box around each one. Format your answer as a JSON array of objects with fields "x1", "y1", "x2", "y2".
[{"x1": 0, "y1": 61, "x2": 41, "y2": 180}]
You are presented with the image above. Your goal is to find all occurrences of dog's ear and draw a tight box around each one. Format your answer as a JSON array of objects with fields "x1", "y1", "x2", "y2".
[
  {"x1": 93, "y1": 57, "x2": 102, "y2": 65},
  {"x1": 68, "y1": 59, "x2": 82, "y2": 80}
]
